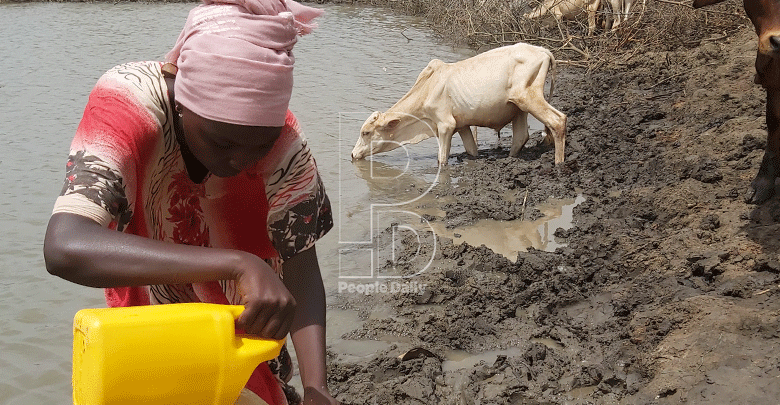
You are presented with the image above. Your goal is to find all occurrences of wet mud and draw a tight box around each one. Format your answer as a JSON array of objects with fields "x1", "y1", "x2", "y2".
[{"x1": 327, "y1": 26, "x2": 780, "y2": 404}]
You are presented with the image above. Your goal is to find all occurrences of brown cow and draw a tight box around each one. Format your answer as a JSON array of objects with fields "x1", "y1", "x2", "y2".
[{"x1": 693, "y1": 0, "x2": 780, "y2": 203}]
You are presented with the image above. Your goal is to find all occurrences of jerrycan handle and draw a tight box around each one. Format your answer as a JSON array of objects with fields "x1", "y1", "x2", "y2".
[{"x1": 225, "y1": 305, "x2": 285, "y2": 364}]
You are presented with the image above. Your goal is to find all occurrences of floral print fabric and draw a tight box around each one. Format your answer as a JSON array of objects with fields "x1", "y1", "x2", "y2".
[
  {"x1": 53, "y1": 60, "x2": 332, "y2": 271},
  {"x1": 51, "y1": 61, "x2": 332, "y2": 405}
]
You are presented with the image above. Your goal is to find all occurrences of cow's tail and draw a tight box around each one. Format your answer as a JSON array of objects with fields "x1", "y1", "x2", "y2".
[{"x1": 545, "y1": 48, "x2": 556, "y2": 99}]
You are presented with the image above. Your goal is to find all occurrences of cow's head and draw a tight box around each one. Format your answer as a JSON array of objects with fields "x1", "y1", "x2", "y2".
[
  {"x1": 694, "y1": 0, "x2": 780, "y2": 86},
  {"x1": 351, "y1": 111, "x2": 435, "y2": 160}
]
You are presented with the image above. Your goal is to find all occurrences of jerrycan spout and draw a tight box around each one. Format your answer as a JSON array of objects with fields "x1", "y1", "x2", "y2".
[{"x1": 223, "y1": 305, "x2": 286, "y2": 401}]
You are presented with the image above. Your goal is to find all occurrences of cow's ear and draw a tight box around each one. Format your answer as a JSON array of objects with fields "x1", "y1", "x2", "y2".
[
  {"x1": 385, "y1": 119, "x2": 401, "y2": 130},
  {"x1": 368, "y1": 111, "x2": 381, "y2": 123}
]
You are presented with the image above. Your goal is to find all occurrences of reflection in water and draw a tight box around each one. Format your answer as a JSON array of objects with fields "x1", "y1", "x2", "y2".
[
  {"x1": 441, "y1": 347, "x2": 527, "y2": 373},
  {"x1": 325, "y1": 307, "x2": 403, "y2": 361},
  {"x1": 351, "y1": 157, "x2": 586, "y2": 260},
  {"x1": 530, "y1": 337, "x2": 565, "y2": 351},
  {"x1": 432, "y1": 195, "x2": 587, "y2": 260},
  {"x1": 350, "y1": 158, "x2": 452, "y2": 205}
]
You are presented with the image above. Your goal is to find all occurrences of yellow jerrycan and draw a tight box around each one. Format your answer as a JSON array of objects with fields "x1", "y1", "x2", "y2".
[{"x1": 72, "y1": 303, "x2": 284, "y2": 405}]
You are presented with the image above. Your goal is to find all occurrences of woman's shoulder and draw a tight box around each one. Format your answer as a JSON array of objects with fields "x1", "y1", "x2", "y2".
[
  {"x1": 100, "y1": 61, "x2": 163, "y2": 82},
  {"x1": 96, "y1": 62, "x2": 165, "y2": 95},
  {"x1": 94, "y1": 61, "x2": 169, "y2": 128}
]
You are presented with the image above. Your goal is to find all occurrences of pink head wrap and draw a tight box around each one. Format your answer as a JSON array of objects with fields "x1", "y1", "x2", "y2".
[{"x1": 165, "y1": 0, "x2": 323, "y2": 127}]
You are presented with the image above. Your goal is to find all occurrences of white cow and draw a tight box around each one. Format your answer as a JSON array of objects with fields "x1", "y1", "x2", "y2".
[
  {"x1": 351, "y1": 42, "x2": 567, "y2": 166},
  {"x1": 524, "y1": 0, "x2": 633, "y2": 34},
  {"x1": 524, "y1": 0, "x2": 603, "y2": 35}
]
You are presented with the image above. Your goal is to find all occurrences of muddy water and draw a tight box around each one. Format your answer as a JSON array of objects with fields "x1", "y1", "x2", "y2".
[
  {"x1": 432, "y1": 194, "x2": 586, "y2": 260},
  {"x1": 0, "y1": 2, "x2": 571, "y2": 401}
]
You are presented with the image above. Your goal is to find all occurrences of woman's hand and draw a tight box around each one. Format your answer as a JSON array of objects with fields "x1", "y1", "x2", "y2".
[
  {"x1": 44, "y1": 213, "x2": 296, "y2": 340},
  {"x1": 303, "y1": 386, "x2": 338, "y2": 405},
  {"x1": 233, "y1": 253, "x2": 296, "y2": 340}
]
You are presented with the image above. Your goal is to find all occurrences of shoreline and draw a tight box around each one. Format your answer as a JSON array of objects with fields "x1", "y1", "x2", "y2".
[{"x1": 4, "y1": 0, "x2": 746, "y2": 65}]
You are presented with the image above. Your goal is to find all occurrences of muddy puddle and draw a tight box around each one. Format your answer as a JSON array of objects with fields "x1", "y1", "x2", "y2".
[
  {"x1": 347, "y1": 157, "x2": 586, "y2": 263},
  {"x1": 431, "y1": 195, "x2": 586, "y2": 260},
  {"x1": 441, "y1": 347, "x2": 527, "y2": 373}
]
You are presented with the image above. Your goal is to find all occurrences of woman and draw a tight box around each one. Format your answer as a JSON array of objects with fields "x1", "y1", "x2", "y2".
[{"x1": 43, "y1": 0, "x2": 337, "y2": 404}]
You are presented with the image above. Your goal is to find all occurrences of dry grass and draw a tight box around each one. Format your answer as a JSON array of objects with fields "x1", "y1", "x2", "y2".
[{"x1": 354, "y1": 0, "x2": 749, "y2": 68}]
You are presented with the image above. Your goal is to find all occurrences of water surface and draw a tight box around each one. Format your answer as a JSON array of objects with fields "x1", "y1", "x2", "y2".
[{"x1": 0, "y1": 3, "x2": 572, "y2": 401}]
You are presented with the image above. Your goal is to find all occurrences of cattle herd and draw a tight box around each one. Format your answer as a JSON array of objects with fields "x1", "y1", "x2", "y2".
[
  {"x1": 523, "y1": 0, "x2": 633, "y2": 35},
  {"x1": 352, "y1": 0, "x2": 780, "y2": 203}
]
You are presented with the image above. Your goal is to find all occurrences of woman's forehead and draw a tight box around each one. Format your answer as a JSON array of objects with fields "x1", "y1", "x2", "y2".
[{"x1": 187, "y1": 107, "x2": 283, "y2": 145}]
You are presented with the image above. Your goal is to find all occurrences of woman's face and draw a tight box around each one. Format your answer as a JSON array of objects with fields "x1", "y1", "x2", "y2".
[{"x1": 179, "y1": 105, "x2": 282, "y2": 178}]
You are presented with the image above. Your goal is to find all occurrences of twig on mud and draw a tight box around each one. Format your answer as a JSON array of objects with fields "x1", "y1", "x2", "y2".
[
  {"x1": 521, "y1": 188, "x2": 529, "y2": 221},
  {"x1": 400, "y1": 29, "x2": 412, "y2": 42},
  {"x1": 754, "y1": 287, "x2": 775, "y2": 295},
  {"x1": 562, "y1": 42, "x2": 590, "y2": 59},
  {"x1": 557, "y1": 59, "x2": 589, "y2": 68},
  {"x1": 755, "y1": 289, "x2": 771, "y2": 295}
]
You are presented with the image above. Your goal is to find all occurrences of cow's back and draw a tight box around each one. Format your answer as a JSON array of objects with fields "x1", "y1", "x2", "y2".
[{"x1": 441, "y1": 43, "x2": 551, "y2": 128}]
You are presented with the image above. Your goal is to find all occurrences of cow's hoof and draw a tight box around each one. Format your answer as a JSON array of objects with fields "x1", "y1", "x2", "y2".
[{"x1": 746, "y1": 182, "x2": 775, "y2": 204}]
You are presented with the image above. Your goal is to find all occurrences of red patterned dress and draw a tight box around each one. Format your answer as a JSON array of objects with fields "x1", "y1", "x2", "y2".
[{"x1": 53, "y1": 61, "x2": 332, "y2": 405}]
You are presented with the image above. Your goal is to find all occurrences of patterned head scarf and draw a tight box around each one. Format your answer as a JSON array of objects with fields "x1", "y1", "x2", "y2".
[{"x1": 165, "y1": 0, "x2": 323, "y2": 127}]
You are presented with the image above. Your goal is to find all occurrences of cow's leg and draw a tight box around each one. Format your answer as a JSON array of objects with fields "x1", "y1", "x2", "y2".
[
  {"x1": 509, "y1": 112, "x2": 530, "y2": 157},
  {"x1": 606, "y1": 0, "x2": 619, "y2": 30},
  {"x1": 457, "y1": 126, "x2": 479, "y2": 157},
  {"x1": 750, "y1": 149, "x2": 779, "y2": 203},
  {"x1": 613, "y1": 0, "x2": 631, "y2": 30},
  {"x1": 437, "y1": 133, "x2": 453, "y2": 165},
  {"x1": 436, "y1": 121, "x2": 457, "y2": 165},
  {"x1": 519, "y1": 100, "x2": 567, "y2": 164},
  {"x1": 749, "y1": 88, "x2": 780, "y2": 203},
  {"x1": 604, "y1": 3, "x2": 614, "y2": 31},
  {"x1": 587, "y1": 0, "x2": 601, "y2": 35},
  {"x1": 622, "y1": 0, "x2": 633, "y2": 27}
]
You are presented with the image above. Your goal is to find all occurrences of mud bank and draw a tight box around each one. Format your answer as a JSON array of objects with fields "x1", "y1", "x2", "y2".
[{"x1": 326, "y1": 25, "x2": 780, "y2": 404}]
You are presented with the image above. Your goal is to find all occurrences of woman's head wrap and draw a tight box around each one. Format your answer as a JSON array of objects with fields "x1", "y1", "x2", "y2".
[{"x1": 165, "y1": 0, "x2": 323, "y2": 127}]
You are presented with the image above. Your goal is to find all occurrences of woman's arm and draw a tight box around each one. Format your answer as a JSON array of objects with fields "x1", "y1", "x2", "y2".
[
  {"x1": 43, "y1": 212, "x2": 296, "y2": 339},
  {"x1": 282, "y1": 246, "x2": 337, "y2": 405}
]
